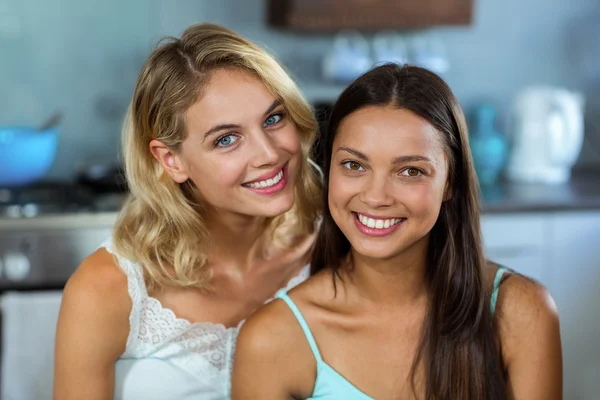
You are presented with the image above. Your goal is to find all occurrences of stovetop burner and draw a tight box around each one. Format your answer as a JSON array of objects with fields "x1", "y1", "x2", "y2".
[{"x1": 0, "y1": 182, "x2": 123, "y2": 218}]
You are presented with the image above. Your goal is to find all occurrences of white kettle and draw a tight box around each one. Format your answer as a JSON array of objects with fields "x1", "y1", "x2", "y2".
[{"x1": 506, "y1": 86, "x2": 585, "y2": 184}]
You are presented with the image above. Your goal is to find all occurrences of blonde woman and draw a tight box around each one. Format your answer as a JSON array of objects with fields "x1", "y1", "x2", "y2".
[{"x1": 53, "y1": 23, "x2": 321, "y2": 400}]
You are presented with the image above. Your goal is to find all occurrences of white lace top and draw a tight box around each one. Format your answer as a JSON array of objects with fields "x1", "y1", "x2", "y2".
[{"x1": 100, "y1": 238, "x2": 309, "y2": 400}]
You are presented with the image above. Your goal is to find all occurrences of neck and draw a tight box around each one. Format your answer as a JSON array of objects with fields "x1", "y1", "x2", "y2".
[
  {"x1": 204, "y1": 207, "x2": 270, "y2": 274},
  {"x1": 345, "y1": 236, "x2": 430, "y2": 309}
]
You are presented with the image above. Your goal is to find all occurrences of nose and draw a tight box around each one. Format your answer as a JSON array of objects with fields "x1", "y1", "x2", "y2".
[
  {"x1": 250, "y1": 130, "x2": 280, "y2": 168},
  {"x1": 359, "y1": 174, "x2": 394, "y2": 209}
]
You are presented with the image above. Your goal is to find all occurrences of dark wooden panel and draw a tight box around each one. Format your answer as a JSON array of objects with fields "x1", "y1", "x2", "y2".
[{"x1": 267, "y1": 0, "x2": 475, "y2": 31}]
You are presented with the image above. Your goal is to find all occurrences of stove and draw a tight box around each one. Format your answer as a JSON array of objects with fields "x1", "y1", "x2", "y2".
[
  {"x1": 0, "y1": 182, "x2": 124, "y2": 218},
  {"x1": 0, "y1": 183, "x2": 124, "y2": 291}
]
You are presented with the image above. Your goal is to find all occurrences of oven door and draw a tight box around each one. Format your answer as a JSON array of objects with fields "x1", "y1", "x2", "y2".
[{"x1": 0, "y1": 215, "x2": 114, "y2": 400}]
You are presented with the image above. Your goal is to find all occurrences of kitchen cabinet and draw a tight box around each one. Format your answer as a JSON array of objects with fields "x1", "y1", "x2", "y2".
[
  {"x1": 267, "y1": 0, "x2": 475, "y2": 31},
  {"x1": 481, "y1": 213, "x2": 549, "y2": 284},
  {"x1": 481, "y1": 210, "x2": 600, "y2": 400},
  {"x1": 547, "y1": 212, "x2": 600, "y2": 400}
]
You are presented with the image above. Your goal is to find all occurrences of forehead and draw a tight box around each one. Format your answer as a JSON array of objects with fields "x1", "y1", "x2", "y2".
[
  {"x1": 334, "y1": 106, "x2": 443, "y2": 157},
  {"x1": 186, "y1": 68, "x2": 277, "y2": 132}
]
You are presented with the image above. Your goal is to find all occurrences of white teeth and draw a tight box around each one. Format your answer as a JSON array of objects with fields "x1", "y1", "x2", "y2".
[
  {"x1": 246, "y1": 169, "x2": 283, "y2": 189},
  {"x1": 357, "y1": 213, "x2": 403, "y2": 230}
]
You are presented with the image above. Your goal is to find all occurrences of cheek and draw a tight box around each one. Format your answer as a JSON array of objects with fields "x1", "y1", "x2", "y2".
[
  {"x1": 402, "y1": 181, "x2": 446, "y2": 220},
  {"x1": 275, "y1": 125, "x2": 301, "y2": 156},
  {"x1": 189, "y1": 156, "x2": 247, "y2": 192},
  {"x1": 327, "y1": 178, "x2": 347, "y2": 232},
  {"x1": 327, "y1": 170, "x2": 357, "y2": 212},
  {"x1": 328, "y1": 170, "x2": 343, "y2": 206}
]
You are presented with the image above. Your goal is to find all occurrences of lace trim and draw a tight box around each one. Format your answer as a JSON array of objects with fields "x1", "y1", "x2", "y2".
[
  {"x1": 133, "y1": 263, "x2": 310, "y2": 371},
  {"x1": 100, "y1": 238, "x2": 147, "y2": 356},
  {"x1": 100, "y1": 237, "x2": 310, "y2": 372}
]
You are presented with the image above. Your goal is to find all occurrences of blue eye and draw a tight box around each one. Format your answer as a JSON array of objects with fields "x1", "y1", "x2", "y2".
[
  {"x1": 215, "y1": 134, "x2": 239, "y2": 148},
  {"x1": 264, "y1": 113, "x2": 282, "y2": 127}
]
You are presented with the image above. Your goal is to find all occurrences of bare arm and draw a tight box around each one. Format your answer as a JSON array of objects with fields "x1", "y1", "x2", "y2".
[
  {"x1": 497, "y1": 275, "x2": 563, "y2": 400},
  {"x1": 232, "y1": 300, "x2": 316, "y2": 400},
  {"x1": 53, "y1": 250, "x2": 131, "y2": 400}
]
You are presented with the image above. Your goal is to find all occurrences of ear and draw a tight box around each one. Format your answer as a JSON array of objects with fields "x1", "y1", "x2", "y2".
[{"x1": 149, "y1": 139, "x2": 189, "y2": 183}]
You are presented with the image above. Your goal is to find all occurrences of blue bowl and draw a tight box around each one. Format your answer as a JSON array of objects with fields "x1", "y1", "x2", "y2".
[{"x1": 0, "y1": 127, "x2": 59, "y2": 187}]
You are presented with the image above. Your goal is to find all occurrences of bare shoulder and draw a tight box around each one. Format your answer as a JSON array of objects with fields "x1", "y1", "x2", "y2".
[
  {"x1": 493, "y1": 270, "x2": 562, "y2": 398},
  {"x1": 237, "y1": 294, "x2": 308, "y2": 360},
  {"x1": 57, "y1": 247, "x2": 131, "y2": 353},
  {"x1": 235, "y1": 271, "x2": 333, "y2": 358},
  {"x1": 234, "y1": 291, "x2": 317, "y2": 398},
  {"x1": 62, "y1": 248, "x2": 131, "y2": 316},
  {"x1": 496, "y1": 272, "x2": 559, "y2": 331},
  {"x1": 486, "y1": 263, "x2": 558, "y2": 320},
  {"x1": 495, "y1": 271, "x2": 560, "y2": 364},
  {"x1": 54, "y1": 248, "x2": 132, "y2": 398}
]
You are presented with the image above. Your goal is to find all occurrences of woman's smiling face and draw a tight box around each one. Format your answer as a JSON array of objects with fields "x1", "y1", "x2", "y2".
[
  {"x1": 328, "y1": 105, "x2": 450, "y2": 261},
  {"x1": 154, "y1": 68, "x2": 302, "y2": 219}
]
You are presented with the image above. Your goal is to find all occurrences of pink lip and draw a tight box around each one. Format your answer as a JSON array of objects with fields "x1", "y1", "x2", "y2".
[
  {"x1": 352, "y1": 212, "x2": 405, "y2": 237},
  {"x1": 244, "y1": 163, "x2": 287, "y2": 185},
  {"x1": 243, "y1": 163, "x2": 288, "y2": 196}
]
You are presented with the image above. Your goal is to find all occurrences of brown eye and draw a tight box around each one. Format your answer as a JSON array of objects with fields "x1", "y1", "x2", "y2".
[
  {"x1": 342, "y1": 161, "x2": 364, "y2": 171},
  {"x1": 403, "y1": 167, "x2": 421, "y2": 177}
]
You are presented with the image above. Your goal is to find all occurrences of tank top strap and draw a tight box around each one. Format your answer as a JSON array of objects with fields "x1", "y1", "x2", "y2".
[
  {"x1": 275, "y1": 290, "x2": 323, "y2": 363},
  {"x1": 490, "y1": 267, "x2": 508, "y2": 315}
]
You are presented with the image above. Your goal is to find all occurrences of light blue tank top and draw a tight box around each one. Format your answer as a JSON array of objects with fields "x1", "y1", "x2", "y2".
[{"x1": 276, "y1": 267, "x2": 508, "y2": 400}]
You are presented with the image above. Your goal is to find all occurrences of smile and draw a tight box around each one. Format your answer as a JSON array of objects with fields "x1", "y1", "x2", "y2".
[
  {"x1": 243, "y1": 168, "x2": 284, "y2": 189},
  {"x1": 356, "y1": 213, "x2": 404, "y2": 229},
  {"x1": 241, "y1": 163, "x2": 289, "y2": 196},
  {"x1": 352, "y1": 212, "x2": 406, "y2": 237}
]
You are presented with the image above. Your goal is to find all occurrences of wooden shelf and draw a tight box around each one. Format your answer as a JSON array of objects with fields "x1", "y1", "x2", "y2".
[{"x1": 268, "y1": 0, "x2": 475, "y2": 32}]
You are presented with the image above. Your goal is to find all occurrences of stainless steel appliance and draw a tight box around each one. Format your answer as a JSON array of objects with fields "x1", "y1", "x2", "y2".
[
  {"x1": 0, "y1": 182, "x2": 122, "y2": 396},
  {"x1": 0, "y1": 183, "x2": 120, "y2": 291}
]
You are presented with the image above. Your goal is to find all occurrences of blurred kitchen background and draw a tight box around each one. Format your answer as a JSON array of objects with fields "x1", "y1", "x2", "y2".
[{"x1": 0, "y1": 0, "x2": 599, "y2": 398}]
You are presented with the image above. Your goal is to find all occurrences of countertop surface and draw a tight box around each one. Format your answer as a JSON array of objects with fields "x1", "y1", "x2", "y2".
[
  {"x1": 481, "y1": 171, "x2": 600, "y2": 213},
  {"x1": 1, "y1": 172, "x2": 600, "y2": 229}
]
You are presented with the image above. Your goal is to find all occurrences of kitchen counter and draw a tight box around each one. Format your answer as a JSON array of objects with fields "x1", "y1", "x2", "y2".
[
  {"x1": 2, "y1": 174, "x2": 599, "y2": 225},
  {"x1": 0, "y1": 211, "x2": 118, "y2": 231},
  {"x1": 481, "y1": 172, "x2": 600, "y2": 213}
]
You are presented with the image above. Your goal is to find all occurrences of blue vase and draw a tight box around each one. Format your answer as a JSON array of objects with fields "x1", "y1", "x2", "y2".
[{"x1": 468, "y1": 104, "x2": 508, "y2": 186}]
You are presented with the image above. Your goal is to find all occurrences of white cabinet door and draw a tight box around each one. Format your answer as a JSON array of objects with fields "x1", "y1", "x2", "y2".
[
  {"x1": 482, "y1": 211, "x2": 600, "y2": 399},
  {"x1": 547, "y1": 211, "x2": 600, "y2": 400},
  {"x1": 480, "y1": 213, "x2": 550, "y2": 284}
]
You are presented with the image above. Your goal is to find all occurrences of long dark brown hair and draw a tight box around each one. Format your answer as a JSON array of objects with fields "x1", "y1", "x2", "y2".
[{"x1": 311, "y1": 64, "x2": 507, "y2": 399}]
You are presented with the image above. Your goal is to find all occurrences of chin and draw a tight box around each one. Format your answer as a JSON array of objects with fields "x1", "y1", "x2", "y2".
[
  {"x1": 352, "y1": 242, "x2": 403, "y2": 261},
  {"x1": 257, "y1": 193, "x2": 296, "y2": 217}
]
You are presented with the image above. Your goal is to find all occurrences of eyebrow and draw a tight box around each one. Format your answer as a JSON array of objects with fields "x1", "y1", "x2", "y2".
[
  {"x1": 202, "y1": 123, "x2": 241, "y2": 141},
  {"x1": 336, "y1": 146, "x2": 432, "y2": 164},
  {"x1": 202, "y1": 99, "x2": 284, "y2": 141},
  {"x1": 263, "y1": 98, "x2": 283, "y2": 117}
]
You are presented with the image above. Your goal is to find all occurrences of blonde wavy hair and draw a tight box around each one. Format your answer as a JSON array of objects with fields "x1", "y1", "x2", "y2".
[{"x1": 113, "y1": 23, "x2": 322, "y2": 290}]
